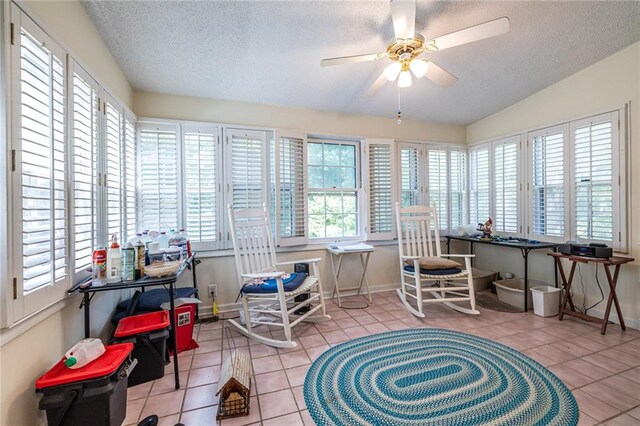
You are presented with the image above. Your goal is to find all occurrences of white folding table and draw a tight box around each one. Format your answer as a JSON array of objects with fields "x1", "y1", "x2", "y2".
[{"x1": 327, "y1": 246, "x2": 374, "y2": 308}]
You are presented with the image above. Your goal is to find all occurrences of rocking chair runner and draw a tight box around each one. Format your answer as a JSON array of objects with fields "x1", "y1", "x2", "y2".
[
  {"x1": 227, "y1": 204, "x2": 331, "y2": 348},
  {"x1": 396, "y1": 203, "x2": 479, "y2": 317}
]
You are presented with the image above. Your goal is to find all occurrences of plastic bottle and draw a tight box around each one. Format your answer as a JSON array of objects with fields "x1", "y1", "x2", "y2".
[
  {"x1": 92, "y1": 247, "x2": 107, "y2": 286},
  {"x1": 156, "y1": 231, "x2": 169, "y2": 249},
  {"x1": 134, "y1": 239, "x2": 146, "y2": 279},
  {"x1": 141, "y1": 230, "x2": 150, "y2": 245},
  {"x1": 106, "y1": 234, "x2": 122, "y2": 284},
  {"x1": 169, "y1": 230, "x2": 188, "y2": 259},
  {"x1": 129, "y1": 232, "x2": 143, "y2": 247},
  {"x1": 179, "y1": 229, "x2": 191, "y2": 258},
  {"x1": 64, "y1": 338, "x2": 106, "y2": 369},
  {"x1": 121, "y1": 242, "x2": 136, "y2": 281}
]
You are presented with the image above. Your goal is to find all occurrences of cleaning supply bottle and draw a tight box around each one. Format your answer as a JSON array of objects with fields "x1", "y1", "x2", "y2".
[
  {"x1": 106, "y1": 234, "x2": 122, "y2": 284},
  {"x1": 156, "y1": 231, "x2": 169, "y2": 249},
  {"x1": 179, "y1": 229, "x2": 191, "y2": 258},
  {"x1": 121, "y1": 242, "x2": 135, "y2": 281},
  {"x1": 134, "y1": 239, "x2": 146, "y2": 279},
  {"x1": 64, "y1": 338, "x2": 106, "y2": 369}
]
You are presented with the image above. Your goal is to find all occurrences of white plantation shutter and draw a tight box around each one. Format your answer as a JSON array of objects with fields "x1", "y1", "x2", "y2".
[
  {"x1": 104, "y1": 96, "x2": 125, "y2": 239},
  {"x1": 227, "y1": 129, "x2": 268, "y2": 210},
  {"x1": 427, "y1": 147, "x2": 448, "y2": 231},
  {"x1": 449, "y1": 149, "x2": 467, "y2": 231},
  {"x1": 183, "y1": 125, "x2": 221, "y2": 249},
  {"x1": 123, "y1": 115, "x2": 137, "y2": 241},
  {"x1": 138, "y1": 123, "x2": 180, "y2": 231},
  {"x1": 493, "y1": 137, "x2": 520, "y2": 234},
  {"x1": 400, "y1": 144, "x2": 422, "y2": 206},
  {"x1": 365, "y1": 139, "x2": 396, "y2": 240},
  {"x1": 469, "y1": 145, "x2": 490, "y2": 225},
  {"x1": 529, "y1": 126, "x2": 567, "y2": 239},
  {"x1": 572, "y1": 113, "x2": 616, "y2": 244},
  {"x1": 272, "y1": 132, "x2": 307, "y2": 246},
  {"x1": 11, "y1": 9, "x2": 68, "y2": 318},
  {"x1": 70, "y1": 64, "x2": 99, "y2": 277}
]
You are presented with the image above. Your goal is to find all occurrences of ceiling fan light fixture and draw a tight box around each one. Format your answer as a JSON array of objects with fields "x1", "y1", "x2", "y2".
[
  {"x1": 410, "y1": 59, "x2": 429, "y2": 78},
  {"x1": 383, "y1": 62, "x2": 402, "y2": 81},
  {"x1": 397, "y1": 70, "x2": 412, "y2": 88}
]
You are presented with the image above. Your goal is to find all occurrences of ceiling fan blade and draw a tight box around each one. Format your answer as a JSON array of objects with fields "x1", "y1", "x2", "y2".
[
  {"x1": 364, "y1": 72, "x2": 388, "y2": 97},
  {"x1": 424, "y1": 61, "x2": 458, "y2": 88},
  {"x1": 431, "y1": 17, "x2": 510, "y2": 51},
  {"x1": 391, "y1": 0, "x2": 416, "y2": 40},
  {"x1": 320, "y1": 52, "x2": 386, "y2": 67}
]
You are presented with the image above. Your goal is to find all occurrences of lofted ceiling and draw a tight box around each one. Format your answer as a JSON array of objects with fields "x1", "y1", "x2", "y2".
[{"x1": 83, "y1": 1, "x2": 640, "y2": 125}]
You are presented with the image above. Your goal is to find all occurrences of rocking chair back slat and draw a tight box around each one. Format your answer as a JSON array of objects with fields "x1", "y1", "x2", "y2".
[
  {"x1": 228, "y1": 204, "x2": 278, "y2": 287},
  {"x1": 396, "y1": 204, "x2": 442, "y2": 259}
]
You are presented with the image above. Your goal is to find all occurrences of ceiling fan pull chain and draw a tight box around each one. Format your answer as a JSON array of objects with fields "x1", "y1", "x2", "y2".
[{"x1": 397, "y1": 87, "x2": 402, "y2": 125}]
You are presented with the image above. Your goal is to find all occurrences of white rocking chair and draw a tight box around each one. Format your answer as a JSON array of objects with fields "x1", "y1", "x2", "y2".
[
  {"x1": 396, "y1": 203, "x2": 479, "y2": 317},
  {"x1": 227, "y1": 204, "x2": 331, "y2": 348}
]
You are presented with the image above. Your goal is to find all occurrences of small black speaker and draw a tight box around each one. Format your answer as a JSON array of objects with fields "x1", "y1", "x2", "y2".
[{"x1": 294, "y1": 263, "x2": 311, "y2": 315}]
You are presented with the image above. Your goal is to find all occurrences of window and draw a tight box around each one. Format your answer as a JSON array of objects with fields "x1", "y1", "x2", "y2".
[
  {"x1": 183, "y1": 125, "x2": 221, "y2": 249},
  {"x1": 529, "y1": 125, "x2": 567, "y2": 240},
  {"x1": 123, "y1": 115, "x2": 137, "y2": 241},
  {"x1": 227, "y1": 129, "x2": 268, "y2": 211},
  {"x1": 469, "y1": 145, "x2": 490, "y2": 226},
  {"x1": 493, "y1": 136, "x2": 520, "y2": 234},
  {"x1": 307, "y1": 139, "x2": 360, "y2": 240},
  {"x1": 571, "y1": 112, "x2": 620, "y2": 245},
  {"x1": 11, "y1": 8, "x2": 68, "y2": 319},
  {"x1": 365, "y1": 139, "x2": 396, "y2": 240},
  {"x1": 399, "y1": 144, "x2": 422, "y2": 206},
  {"x1": 427, "y1": 147, "x2": 448, "y2": 231},
  {"x1": 449, "y1": 149, "x2": 468, "y2": 231},
  {"x1": 138, "y1": 123, "x2": 180, "y2": 232},
  {"x1": 70, "y1": 65, "x2": 99, "y2": 278},
  {"x1": 271, "y1": 131, "x2": 307, "y2": 246}
]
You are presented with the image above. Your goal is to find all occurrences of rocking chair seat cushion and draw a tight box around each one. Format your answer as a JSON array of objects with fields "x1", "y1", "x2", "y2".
[
  {"x1": 242, "y1": 272, "x2": 308, "y2": 294},
  {"x1": 404, "y1": 256, "x2": 461, "y2": 270},
  {"x1": 404, "y1": 265, "x2": 462, "y2": 275}
]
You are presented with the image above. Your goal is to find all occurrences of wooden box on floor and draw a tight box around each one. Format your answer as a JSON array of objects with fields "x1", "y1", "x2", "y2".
[{"x1": 216, "y1": 350, "x2": 251, "y2": 420}]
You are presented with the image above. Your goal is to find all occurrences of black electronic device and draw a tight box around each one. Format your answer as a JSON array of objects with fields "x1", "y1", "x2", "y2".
[
  {"x1": 558, "y1": 243, "x2": 612, "y2": 259},
  {"x1": 294, "y1": 263, "x2": 312, "y2": 314}
]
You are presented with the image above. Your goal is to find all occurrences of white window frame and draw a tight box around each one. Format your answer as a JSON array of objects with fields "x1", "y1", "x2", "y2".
[
  {"x1": 272, "y1": 130, "x2": 308, "y2": 247},
  {"x1": 363, "y1": 138, "x2": 397, "y2": 241},
  {"x1": 306, "y1": 137, "x2": 363, "y2": 243},
  {"x1": 181, "y1": 123, "x2": 223, "y2": 251},
  {"x1": 491, "y1": 135, "x2": 523, "y2": 236},
  {"x1": 526, "y1": 124, "x2": 570, "y2": 244}
]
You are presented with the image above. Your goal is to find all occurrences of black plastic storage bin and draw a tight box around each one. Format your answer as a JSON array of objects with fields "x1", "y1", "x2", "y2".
[
  {"x1": 113, "y1": 311, "x2": 170, "y2": 387},
  {"x1": 35, "y1": 343, "x2": 134, "y2": 426}
]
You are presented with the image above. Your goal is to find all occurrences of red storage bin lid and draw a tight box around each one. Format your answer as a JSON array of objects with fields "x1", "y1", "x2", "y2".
[
  {"x1": 35, "y1": 343, "x2": 133, "y2": 390},
  {"x1": 114, "y1": 311, "x2": 170, "y2": 338}
]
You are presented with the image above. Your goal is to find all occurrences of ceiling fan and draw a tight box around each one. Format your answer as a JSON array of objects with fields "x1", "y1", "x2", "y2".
[{"x1": 320, "y1": 0, "x2": 510, "y2": 97}]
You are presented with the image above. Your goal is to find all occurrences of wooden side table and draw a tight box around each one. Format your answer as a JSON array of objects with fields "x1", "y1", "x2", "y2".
[{"x1": 548, "y1": 252, "x2": 634, "y2": 334}]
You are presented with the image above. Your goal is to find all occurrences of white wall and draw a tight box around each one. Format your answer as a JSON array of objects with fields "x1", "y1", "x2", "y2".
[
  {"x1": 133, "y1": 91, "x2": 467, "y2": 143},
  {"x1": 466, "y1": 41, "x2": 640, "y2": 327},
  {"x1": 0, "y1": 2, "x2": 133, "y2": 425}
]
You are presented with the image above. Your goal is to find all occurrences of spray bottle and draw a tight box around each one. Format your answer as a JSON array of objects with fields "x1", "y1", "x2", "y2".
[{"x1": 106, "y1": 233, "x2": 121, "y2": 284}]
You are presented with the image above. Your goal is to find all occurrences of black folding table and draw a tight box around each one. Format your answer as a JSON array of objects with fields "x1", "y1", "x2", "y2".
[
  {"x1": 445, "y1": 236, "x2": 558, "y2": 311},
  {"x1": 68, "y1": 254, "x2": 200, "y2": 390}
]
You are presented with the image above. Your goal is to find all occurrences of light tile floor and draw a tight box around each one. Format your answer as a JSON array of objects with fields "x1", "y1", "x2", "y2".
[{"x1": 124, "y1": 291, "x2": 640, "y2": 426}]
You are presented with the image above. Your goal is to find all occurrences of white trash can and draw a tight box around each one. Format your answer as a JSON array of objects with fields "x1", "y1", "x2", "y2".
[{"x1": 530, "y1": 286, "x2": 561, "y2": 317}]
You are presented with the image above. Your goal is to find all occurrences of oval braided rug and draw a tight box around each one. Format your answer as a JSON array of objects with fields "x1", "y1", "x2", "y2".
[{"x1": 304, "y1": 328, "x2": 578, "y2": 426}]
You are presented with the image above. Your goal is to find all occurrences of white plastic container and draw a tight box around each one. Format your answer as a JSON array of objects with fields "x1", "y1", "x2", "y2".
[
  {"x1": 530, "y1": 286, "x2": 562, "y2": 317},
  {"x1": 64, "y1": 338, "x2": 106, "y2": 369},
  {"x1": 493, "y1": 278, "x2": 548, "y2": 310}
]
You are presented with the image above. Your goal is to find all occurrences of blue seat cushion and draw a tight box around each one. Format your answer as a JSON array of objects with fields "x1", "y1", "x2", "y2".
[
  {"x1": 116, "y1": 287, "x2": 197, "y2": 312},
  {"x1": 404, "y1": 265, "x2": 462, "y2": 275},
  {"x1": 242, "y1": 272, "x2": 307, "y2": 294}
]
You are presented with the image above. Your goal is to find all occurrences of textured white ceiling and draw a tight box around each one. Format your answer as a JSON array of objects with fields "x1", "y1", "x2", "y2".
[{"x1": 83, "y1": 1, "x2": 640, "y2": 125}]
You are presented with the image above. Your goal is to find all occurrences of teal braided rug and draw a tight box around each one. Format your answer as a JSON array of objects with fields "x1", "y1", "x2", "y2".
[{"x1": 304, "y1": 329, "x2": 578, "y2": 426}]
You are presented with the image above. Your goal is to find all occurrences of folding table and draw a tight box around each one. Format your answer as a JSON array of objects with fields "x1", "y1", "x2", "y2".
[{"x1": 328, "y1": 246, "x2": 374, "y2": 308}]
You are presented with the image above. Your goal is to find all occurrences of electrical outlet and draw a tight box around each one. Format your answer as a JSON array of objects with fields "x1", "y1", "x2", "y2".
[{"x1": 207, "y1": 284, "x2": 218, "y2": 299}]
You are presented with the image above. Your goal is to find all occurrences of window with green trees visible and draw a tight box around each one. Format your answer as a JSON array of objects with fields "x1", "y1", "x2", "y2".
[{"x1": 307, "y1": 140, "x2": 360, "y2": 239}]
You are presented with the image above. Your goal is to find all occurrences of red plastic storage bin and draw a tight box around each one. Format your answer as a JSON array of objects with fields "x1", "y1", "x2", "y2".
[
  {"x1": 113, "y1": 311, "x2": 170, "y2": 387},
  {"x1": 36, "y1": 343, "x2": 134, "y2": 426}
]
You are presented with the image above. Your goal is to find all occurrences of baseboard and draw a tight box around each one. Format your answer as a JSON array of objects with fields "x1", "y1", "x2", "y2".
[
  {"x1": 582, "y1": 307, "x2": 640, "y2": 331},
  {"x1": 197, "y1": 282, "x2": 401, "y2": 318}
]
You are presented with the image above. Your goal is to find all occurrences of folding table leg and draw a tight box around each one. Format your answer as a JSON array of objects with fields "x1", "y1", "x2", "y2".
[{"x1": 601, "y1": 264, "x2": 626, "y2": 334}]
